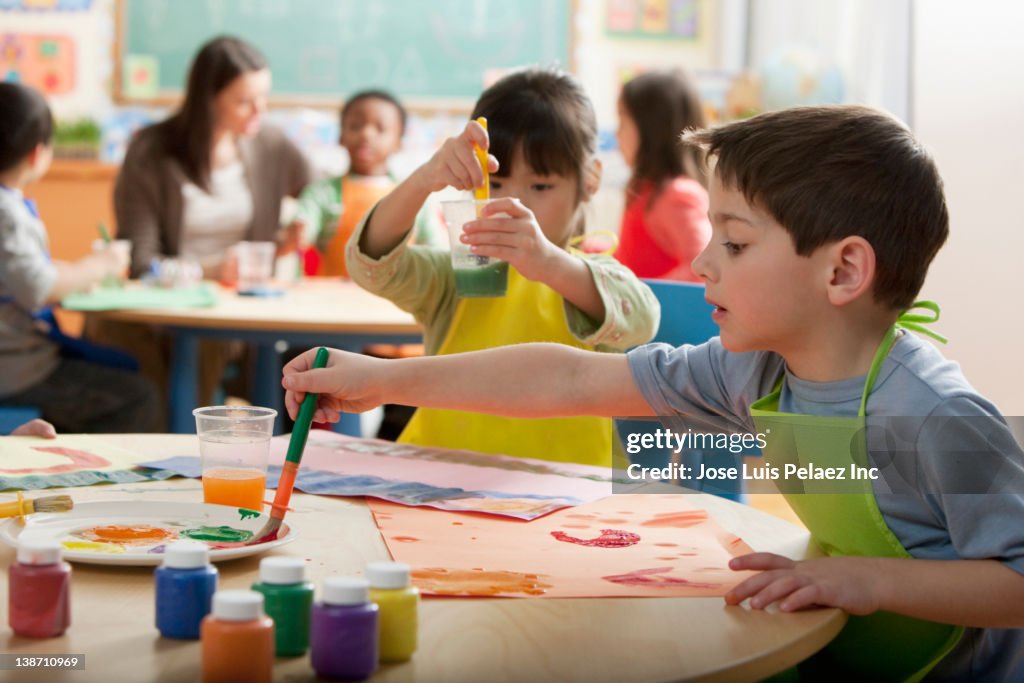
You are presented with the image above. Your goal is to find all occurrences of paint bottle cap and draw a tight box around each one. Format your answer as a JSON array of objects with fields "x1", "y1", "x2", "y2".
[
  {"x1": 16, "y1": 539, "x2": 61, "y2": 565},
  {"x1": 212, "y1": 590, "x2": 264, "y2": 621},
  {"x1": 365, "y1": 561, "x2": 411, "y2": 589},
  {"x1": 258, "y1": 556, "x2": 305, "y2": 584},
  {"x1": 162, "y1": 541, "x2": 210, "y2": 569},
  {"x1": 322, "y1": 577, "x2": 370, "y2": 606}
]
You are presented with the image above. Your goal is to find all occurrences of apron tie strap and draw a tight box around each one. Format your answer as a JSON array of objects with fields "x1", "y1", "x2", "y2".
[{"x1": 895, "y1": 300, "x2": 947, "y2": 344}]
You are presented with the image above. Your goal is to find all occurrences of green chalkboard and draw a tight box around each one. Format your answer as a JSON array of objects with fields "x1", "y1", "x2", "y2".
[{"x1": 116, "y1": 0, "x2": 572, "y2": 106}]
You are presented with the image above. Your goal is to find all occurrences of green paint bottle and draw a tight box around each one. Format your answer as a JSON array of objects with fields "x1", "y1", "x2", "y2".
[{"x1": 251, "y1": 557, "x2": 314, "y2": 656}]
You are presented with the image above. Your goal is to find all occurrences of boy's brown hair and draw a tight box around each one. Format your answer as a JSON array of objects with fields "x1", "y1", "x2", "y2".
[{"x1": 683, "y1": 105, "x2": 948, "y2": 310}]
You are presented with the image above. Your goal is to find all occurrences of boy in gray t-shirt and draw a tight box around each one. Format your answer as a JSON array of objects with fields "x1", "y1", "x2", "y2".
[
  {"x1": 279, "y1": 106, "x2": 1024, "y2": 680},
  {"x1": 0, "y1": 82, "x2": 158, "y2": 432}
]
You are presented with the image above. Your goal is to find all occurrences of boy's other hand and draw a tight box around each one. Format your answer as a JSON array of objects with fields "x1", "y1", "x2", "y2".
[
  {"x1": 281, "y1": 348, "x2": 385, "y2": 423},
  {"x1": 461, "y1": 197, "x2": 563, "y2": 282},
  {"x1": 10, "y1": 419, "x2": 57, "y2": 438},
  {"x1": 725, "y1": 552, "x2": 882, "y2": 616},
  {"x1": 419, "y1": 119, "x2": 498, "y2": 193},
  {"x1": 277, "y1": 219, "x2": 305, "y2": 256}
]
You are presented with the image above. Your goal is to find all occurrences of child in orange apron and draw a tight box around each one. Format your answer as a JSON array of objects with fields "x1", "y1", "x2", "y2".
[
  {"x1": 344, "y1": 68, "x2": 659, "y2": 467},
  {"x1": 285, "y1": 90, "x2": 442, "y2": 277}
]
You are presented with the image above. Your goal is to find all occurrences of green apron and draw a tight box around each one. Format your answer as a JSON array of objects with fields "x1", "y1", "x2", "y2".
[{"x1": 749, "y1": 302, "x2": 963, "y2": 682}]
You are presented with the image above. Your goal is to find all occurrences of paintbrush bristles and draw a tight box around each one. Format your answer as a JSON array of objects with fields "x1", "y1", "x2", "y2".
[{"x1": 31, "y1": 495, "x2": 73, "y2": 513}]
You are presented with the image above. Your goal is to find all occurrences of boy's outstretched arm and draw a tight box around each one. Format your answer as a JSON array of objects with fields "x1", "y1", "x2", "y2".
[
  {"x1": 282, "y1": 343, "x2": 654, "y2": 424},
  {"x1": 727, "y1": 552, "x2": 1024, "y2": 628}
]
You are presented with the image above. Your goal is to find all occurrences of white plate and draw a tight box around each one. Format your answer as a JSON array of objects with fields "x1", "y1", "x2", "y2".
[{"x1": 0, "y1": 501, "x2": 296, "y2": 566}]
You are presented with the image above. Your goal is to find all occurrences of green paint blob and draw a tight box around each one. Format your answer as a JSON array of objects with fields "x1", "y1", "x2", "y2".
[
  {"x1": 238, "y1": 509, "x2": 261, "y2": 520},
  {"x1": 180, "y1": 525, "x2": 253, "y2": 542}
]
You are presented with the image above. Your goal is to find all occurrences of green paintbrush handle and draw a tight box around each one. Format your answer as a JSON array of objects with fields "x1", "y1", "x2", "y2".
[{"x1": 285, "y1": 346, "x2": 330, "y2": 465}]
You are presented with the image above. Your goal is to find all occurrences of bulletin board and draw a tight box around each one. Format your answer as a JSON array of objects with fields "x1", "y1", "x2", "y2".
[{"x1": 114, "y1": 0, "x2": 574, "y2": 109}]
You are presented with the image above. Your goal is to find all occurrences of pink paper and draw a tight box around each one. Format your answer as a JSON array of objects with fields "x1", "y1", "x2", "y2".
[{"x1": 371, "y1": 494, "x2": 755, "y2": 598}]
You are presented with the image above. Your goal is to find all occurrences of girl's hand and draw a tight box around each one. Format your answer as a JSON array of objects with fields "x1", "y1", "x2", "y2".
[
  {"x1": 10, "y1": 419, "x2": 57, "y2": 438},
  {"x1": 282, "y1": 348, "x2": 385, "y2": 423},
  {"x1": 416, "y1": 119, "x2": 498, "y2": 193},
  {"x1": 461, "y1": 197, "x2": 565, "y2": 283},
  {"x1": 726, "y1": 552, "x2": 883, "y2": 615}
]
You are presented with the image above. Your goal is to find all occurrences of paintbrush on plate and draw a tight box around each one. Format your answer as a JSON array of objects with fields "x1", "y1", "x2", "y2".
[
  {"x1": 0, "y1": 492, "x2": 73, "y2": 519},
  {"x1": 248, "y1": 346, "x2": 330, "y2": 545}
]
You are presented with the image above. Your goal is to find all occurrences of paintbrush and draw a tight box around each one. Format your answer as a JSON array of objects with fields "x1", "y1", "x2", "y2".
[
  {"x1": 0, "y1": 492, "x2": 73, "y2": 518},
  {"x1": 248, "y1": 346, "x2": 330, "y2": 545}
]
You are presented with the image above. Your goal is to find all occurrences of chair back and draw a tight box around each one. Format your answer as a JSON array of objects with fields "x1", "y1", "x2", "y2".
[{"x1": 644, "y1": 279, "x2": 718, "y2": 346}]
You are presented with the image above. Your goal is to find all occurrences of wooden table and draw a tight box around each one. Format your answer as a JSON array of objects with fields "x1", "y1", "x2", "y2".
[
  {"x1": 0, "y1": 435, "x2": 844, "y2": 683},
  {"x1": 84, "y1": 279, "x2": 421, "y2": 434}
]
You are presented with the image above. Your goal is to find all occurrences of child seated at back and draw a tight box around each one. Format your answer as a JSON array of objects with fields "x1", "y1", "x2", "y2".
[
  {"x1": 0, "y1": 82, "x2": 159, "y2": 433},
  {"x1": 285, "y1": 90, "x2": 441, "y2": 277},
  {"x1": 284, "y1": 105, "x2": 1024, "y2": 681},
  {"x1": 614, "y1": 68, "x2": 711, "y2": 281},
  {"x1": 344, "y1": 67, "x2": 659, "y2": 466}
]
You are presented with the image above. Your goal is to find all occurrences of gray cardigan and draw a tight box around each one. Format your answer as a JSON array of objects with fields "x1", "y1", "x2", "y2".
[{"x1": 114, "y1": 123, "x2": 313, "y2": 277}]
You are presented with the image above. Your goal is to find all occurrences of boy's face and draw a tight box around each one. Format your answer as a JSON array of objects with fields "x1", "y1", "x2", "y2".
[
  {"x1": 340, "y1": 98, "x2": 403, "y2": 176},
  {"x1": 692, "y1": 173, "x2": 833, "y2": 355},
  {"x1": 28, "y1": 143, "x2": 53, "y2": 182},
  {"x1": 214, "y1": 68, "x2": 270, "y2": 138},
  {"x1": 490, "y1": 145, "x2": 583, "y2": 248}
]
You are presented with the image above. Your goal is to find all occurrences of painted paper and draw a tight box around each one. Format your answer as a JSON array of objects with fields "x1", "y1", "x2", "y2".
[{"x1": 372, "y1": 494, "x2": 755, "y2": 598}]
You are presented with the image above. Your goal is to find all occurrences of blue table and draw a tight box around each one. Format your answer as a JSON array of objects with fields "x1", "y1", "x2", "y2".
[{"x1": 89, "y1": 279, "x2": 421, "y2": 435}]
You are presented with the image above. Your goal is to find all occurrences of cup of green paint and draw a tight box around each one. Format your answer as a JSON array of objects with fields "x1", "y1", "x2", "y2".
[{"x1": 442, "y1": 199, "x2": 509, "y2": 298}]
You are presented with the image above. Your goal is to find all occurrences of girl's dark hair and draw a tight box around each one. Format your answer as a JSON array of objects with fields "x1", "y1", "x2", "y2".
[
  {"x1": 621, "y1": 69, "x2": 707, "y2": 204},
  {"x1": 157, "y1": 36, "x2": 267, "y2": 190},
  {"x1": 470, "y1": 67, "x2": 596, "y2": 199},
  {"x1": 0, "y1": 82, "x2": 54, "y2": 174},
  {"x1": 341, "y1": 90, "x2": 407, "y2": 135}
]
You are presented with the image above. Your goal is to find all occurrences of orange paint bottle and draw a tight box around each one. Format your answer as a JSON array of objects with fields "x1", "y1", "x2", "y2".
[{"x1": 201, "y1": 590, "x2": 274, "y2": 683}]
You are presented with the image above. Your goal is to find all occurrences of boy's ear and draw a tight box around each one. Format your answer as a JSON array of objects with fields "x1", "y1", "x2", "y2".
[
  {"x1": 583, "y1": 158, "x2": 602, "y2": 199},
  {"x1": 826, "y1": 236, "x2": 876, "y2": 306}
]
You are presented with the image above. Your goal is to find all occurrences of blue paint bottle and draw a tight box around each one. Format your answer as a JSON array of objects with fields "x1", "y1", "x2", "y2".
[{"x1": 155, "y1": 541, "x2": 218, "y2": 639}]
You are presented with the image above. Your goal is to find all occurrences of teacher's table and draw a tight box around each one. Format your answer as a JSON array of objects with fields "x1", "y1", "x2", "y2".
[
  {"x1": 83, "y1": 279, "x2": 421, "y2": 435},
  {"x1": 0, "y1": 434, "x2": 845, "y2": 683}
]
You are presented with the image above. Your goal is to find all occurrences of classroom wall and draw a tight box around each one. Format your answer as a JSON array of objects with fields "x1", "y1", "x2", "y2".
[{"x1": 913, "y1": 0, "x2": 1024, "y2": 415}]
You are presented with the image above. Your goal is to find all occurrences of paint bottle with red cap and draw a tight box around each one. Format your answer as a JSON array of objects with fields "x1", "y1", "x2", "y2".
[{"x1": 9, "y1": 539, "x2": 71, "y2": 638}]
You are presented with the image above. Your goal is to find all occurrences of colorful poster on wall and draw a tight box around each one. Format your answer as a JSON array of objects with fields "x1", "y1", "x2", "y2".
[
  {"x1": 122, "y1": 53, "x2": 157, "y2": 98},
  {"x1": 606, "y1": 0, "x2": 699, "y2": 40},
  {"x1": 0, "y1": 33, "x2": 76, "y2": 94},
  {"x1": 0, "y1": 1, "x2": 93, "y2": 9}
]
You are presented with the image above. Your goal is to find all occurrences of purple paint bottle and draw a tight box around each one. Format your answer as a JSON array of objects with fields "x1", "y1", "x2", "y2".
[
  {"x1": 9, "y1": 539, "x2": 71, "y2": 638},
  {"x1": 310, "y1": 577, "x2": 379, "y2": 680},
  {"x1": 155, "y1": 541, "x2": 218, "y2": 639}
]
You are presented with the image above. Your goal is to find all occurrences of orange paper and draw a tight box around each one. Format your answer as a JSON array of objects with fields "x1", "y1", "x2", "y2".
[{"x1": 371, "y1": 494, "x2": 755, "y2": 598}]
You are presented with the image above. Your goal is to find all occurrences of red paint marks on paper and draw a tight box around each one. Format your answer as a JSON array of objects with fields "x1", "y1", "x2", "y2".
[
  {"x1": 550, "y1": 528, "x2": 640, "y2": 548},
  {"x1": 0, "y1": 446, "x2": 112, "y2": 474},
  {"x1": 601, "y1": 567, "x2": 720, "y2": 589}
]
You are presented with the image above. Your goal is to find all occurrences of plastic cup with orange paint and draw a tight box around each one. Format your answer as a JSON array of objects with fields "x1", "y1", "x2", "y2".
[{"x1": 193, "y1": 406, "x2": 277, "y2": 511}]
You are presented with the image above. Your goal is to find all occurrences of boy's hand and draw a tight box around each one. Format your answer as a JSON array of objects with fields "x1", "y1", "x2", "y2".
[
  {"x1": 417, "y1": 119, "x2": 498, "y2": 193},
  {"x1": 277, "y1": 218, "x2": 305, "y2": 256},
  {"x1": 281, "y1": 348, "x2": 385, "y2": 423},
  {"x1": 10, "y1": 419, "x2": 57, "y2": 438},
  {"x1": 726, "y1": 552, "x2": 883, "y2": 615},
  {"x1": 461, "y1": 197, "x2": 565, "y2": 283}
]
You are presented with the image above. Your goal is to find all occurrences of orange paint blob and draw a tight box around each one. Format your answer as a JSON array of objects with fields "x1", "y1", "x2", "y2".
[
  {"x1": 202, "y1": 467, "x2": 266, "y2": 510},
  {"x1": 392, "y1": 536, "x2": 420, "y2": 543},
  {"x1": 640, "y1": 510, "x2": 708, "y2": 528},
  {"x1": 412, "y1": 568, "x2": 552, "y2": 596},
  {"x1": 79, "y1": 524, "x2": 175, "y2": 546}
]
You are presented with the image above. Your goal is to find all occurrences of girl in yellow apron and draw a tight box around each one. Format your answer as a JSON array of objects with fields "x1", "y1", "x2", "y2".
[{"x1": 346, "y1": 68, "x2": 659, "y2": 466}]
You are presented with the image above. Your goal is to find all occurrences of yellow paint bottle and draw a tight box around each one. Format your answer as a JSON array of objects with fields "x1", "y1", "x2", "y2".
[{"x1": 366, "y1": 561, "x2": 418, "y2": 663}]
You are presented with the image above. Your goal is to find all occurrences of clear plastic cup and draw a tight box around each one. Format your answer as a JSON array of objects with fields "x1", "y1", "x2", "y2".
[
  {"x1": 193, "y1": 406, "x2": 277, "y2": 511},
  {"x1": 235, "y1": 241, "x2": 276, "y2": 293},
  {"x1": 441, "y1": 199, "x2": 509, "y2": 298}
]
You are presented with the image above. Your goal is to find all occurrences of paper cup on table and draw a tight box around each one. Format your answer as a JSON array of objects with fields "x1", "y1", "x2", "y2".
[
  {"x1": 235, "y1": 241, "x2": 276, "y2": 294},
  {"x1": 441, "y1": 199, "x2": 509, "y2": 298},
  {"x1": 93, "y1": 239, "x2": 131, "y2": 288},
  {"x1": 193, "y1": 406, "x2": 277, "y2": 511}
]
